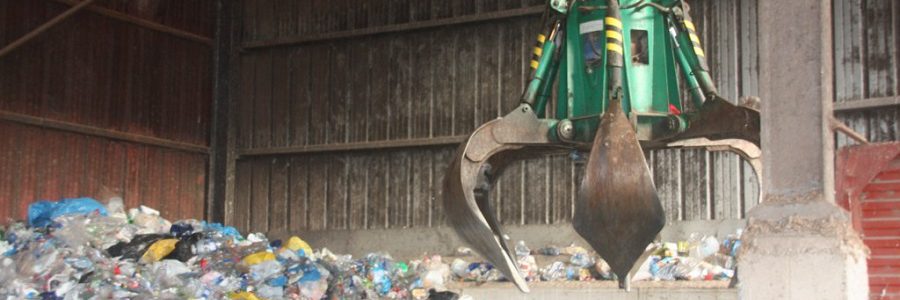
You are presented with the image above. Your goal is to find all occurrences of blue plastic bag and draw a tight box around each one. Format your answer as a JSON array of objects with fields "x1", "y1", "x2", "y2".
[
  {"x1": 201, "y1": 221, "x2": 242, "y2": 239},
  {"x1": 28, "y1": 197, "x2": 108, "y2": 227}
]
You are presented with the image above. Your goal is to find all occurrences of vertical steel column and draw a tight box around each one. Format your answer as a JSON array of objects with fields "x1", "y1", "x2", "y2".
[{"x1": 208, "y1": 0, "x2": 236, "y2": 223}]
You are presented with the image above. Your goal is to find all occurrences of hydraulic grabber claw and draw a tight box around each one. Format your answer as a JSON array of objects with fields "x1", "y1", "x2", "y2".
[
  {"x1": 570, "y1": 0, "x2": 665, "y2": 289},
  {"x1": 574, "y1": 96, "x2": 666, "y2": 290},
  {"x1": 444, "y1": 104, "x2": 565, "y2": 293},
  {"x1": 445, "y1": 0, "x2": 763, "y2": 292},
  {"x1": 653, "y1": 96, "x2": 763, "y2": 201},
  {"x1": 660, "y1": 96, "x2": 760, "y2": 147}
]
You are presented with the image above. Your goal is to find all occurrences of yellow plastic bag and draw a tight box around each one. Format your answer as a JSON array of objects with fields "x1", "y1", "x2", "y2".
[
  {"x1": 140, "y1": 238, "x2": 178, "y2": 263},
  {"x1": 242, "y1": 251, "x2": 276, "y2": 266},
  {"x1": 229, "y1": 291, "x2": 260, "y2": 300},
  {"x1": 284, "y1": 236, "x2": 312, "y2": 255}
]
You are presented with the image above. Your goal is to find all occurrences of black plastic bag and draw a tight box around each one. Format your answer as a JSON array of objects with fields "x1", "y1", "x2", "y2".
[
  {"x1": 164, "y1": 232, "x2": 204, "y2": 262},
  {"x1": 428, "y1": 289, "x2": 460, "y2": 300},
  {"x1": 106, "y1": 233, "x2": 170, "y2": 260}
]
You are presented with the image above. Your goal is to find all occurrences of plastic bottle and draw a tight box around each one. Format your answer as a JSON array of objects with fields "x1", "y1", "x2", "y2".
[
  {"x1": 696, "y1": 236, "x2": 719, "y2": 259},
  {"x1": 421, "y1": 256, "x2": 449, "y2": 291},
  {"x1": 569, "y1": 252, "x2": 595, "y2": 268},
  {"x1": 540, "y1": 261, "x2": 566, "y2": 281},
  {"x1": 514, "y1": 240, "x2": 530, "y2": 258},
  {"x1": 105, "y1": 197, "x2": 127, "y2": 221},
  {"x1": 450, "y1": 258, "x2": 468, "y2": 278}
]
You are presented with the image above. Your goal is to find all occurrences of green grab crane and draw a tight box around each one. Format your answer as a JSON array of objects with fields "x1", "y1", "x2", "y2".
[{"x1": 443, "y1": 0, "x2": 761, "y2": 292}]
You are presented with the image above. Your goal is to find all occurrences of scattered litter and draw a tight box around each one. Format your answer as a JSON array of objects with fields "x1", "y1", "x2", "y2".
[{"x1": 0, "y1": 197, "x2": 741, "y2": 299}]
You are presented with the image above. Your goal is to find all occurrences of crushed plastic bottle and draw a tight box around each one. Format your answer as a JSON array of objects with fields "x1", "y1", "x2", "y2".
[
  {"x1": 420, "y1": 255, "x2": 450, "y2": 291},
  {"x1": 570, "y1": 252, "x2": 595, "y2": 268},
  {"x1": 449, "y1": 258, "x2": 468, "y2": 278},
  {"x1": 105, "y1": 196, "x2": 127, "y2": 221},
  {"x1": 540, "y1": 261, "x2": 566, "y2": 281},
  {"x1": 129, "y1": 206, "x2": 172, "y2": 234},
  {"x1": 696, "y1": 236, "x2": 720, "y2": 259},
  {"x1": 515, "y1": 240, "x2": 531, "y2": 258},
  {"x1": 517, "y1": 253, "x2": 538, "y2": 281},
  {"x1": 0, "y1": 199, "x2": 743, "y2": 298}
]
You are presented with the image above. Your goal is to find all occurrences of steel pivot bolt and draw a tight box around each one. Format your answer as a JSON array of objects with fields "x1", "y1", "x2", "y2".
[{"x1": 558, "y1": 119, "x2": 574, "y2": 140}]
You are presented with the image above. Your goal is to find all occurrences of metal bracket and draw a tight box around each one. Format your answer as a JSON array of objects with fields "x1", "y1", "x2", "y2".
[{"x1": 551, "y1": 0, "x2": 568, "y2": 14}]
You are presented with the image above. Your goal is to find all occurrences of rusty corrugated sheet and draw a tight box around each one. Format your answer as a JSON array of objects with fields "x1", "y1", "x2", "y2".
[
  {"x1": 0, "y1": 0, "x2": 213, "y2": 222},
  {"x1": 836, "y1": 143, "x2": 900, "y2": 297},
  {"x1": 834, "y1": 0, "x2": 900, "y2": 146},
  {"x1": 0, "y1": 123, "x2": 207, "y2": 221},
  {"x1": 231, "y1": 0, "x2": 762, "y2": 233}
]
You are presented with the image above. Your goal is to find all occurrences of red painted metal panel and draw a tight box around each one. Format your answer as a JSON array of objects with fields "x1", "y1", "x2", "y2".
[
  {"x1": 142, "y1": 148, "x2": 162, "y2": 216},
  {"x1": 123, "y1": 144, "x2": 144, "y2": 209},
  {"x1": 0, "y1": 0, "x2": 215, "y2": 224},
  {"x1": 865, "y1": 239, "x2": 900, "y2": 249},
  {"x1": 870, "y1": 275, "x2": 900, "y2": 286},
  {"x1": 0, "y1": 122, "x2": 209, "y2": 222},
  {"x1": 83, "y1": 138, "x2": 103, "y2": 200},
  {"x1": 161, "y1": 150, "x2": 179, "y2": 219},
  {"x1": 872, "y1": 247, "x2": 900, "y2": 257},
  {"x1": 866, "y1": 182, "x2": 900, "y2": 193},
  {"x1": 870, "y1": 266, "x2": 899, "y2": 276},
  {"x1": 862, "y1": 219, "x2": 900, "y2": 230},
  {"x1": 864, "y1": 209, "x2": 900, "y2": 219},
  {"x1": 16, "y1": 126, "x2": 38, "y2": 220},
  {"x1": 837, "y1": 143, "x2": 900, "y2": 298},
  {"x1": 864, "y1": 190, "x2": 900, "y2": 201},
  {"x1": 0, "y1": 1, "x2": 213, "y2": 146},
  {"x1": 100, "y1": 141, "x2": 127, "y2": 198},
  {"x1": 0, "y1": 123, "x2": 14, "y2": 219},
  {"x1": 869, "y1": 257, "x2": 900, "y2": 268},
  {"x1": 876, "y1": 170, "x2": 900, "y2": 181},
  {"x1": 863, "y1": 228, "x2": 900, "y2": 238}
]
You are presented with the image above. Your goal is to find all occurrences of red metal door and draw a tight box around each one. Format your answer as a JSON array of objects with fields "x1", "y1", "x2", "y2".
[{"x1": 837, "y1": 142, "x2": 900, "y2": 299}]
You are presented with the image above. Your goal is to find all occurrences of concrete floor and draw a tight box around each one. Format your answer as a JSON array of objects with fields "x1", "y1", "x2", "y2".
[{"x1": 449, "y1": 281, "x2": 736, "y2": 300}]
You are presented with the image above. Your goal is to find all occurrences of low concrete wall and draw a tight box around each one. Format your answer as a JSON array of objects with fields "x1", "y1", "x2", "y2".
[
  {"x1": 452, "y1": 282, "x2": 736, "y2": 300},
  {"x1": 270, "y1": 220, "x2": 746, "y2": 260}
]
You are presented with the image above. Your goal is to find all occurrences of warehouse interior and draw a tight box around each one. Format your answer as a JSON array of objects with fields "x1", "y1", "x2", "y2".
[{"x1": 0, "y1": 0, "x2": 897, "y2": 299}]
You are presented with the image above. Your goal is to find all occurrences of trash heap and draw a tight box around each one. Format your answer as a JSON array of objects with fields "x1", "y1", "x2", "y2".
[
  {"x1": 483, "y1": 232, "x2": 741, "y2": 284},
  {"x1": 0, "y1": 197, "x2": 741, "y2": 299}
]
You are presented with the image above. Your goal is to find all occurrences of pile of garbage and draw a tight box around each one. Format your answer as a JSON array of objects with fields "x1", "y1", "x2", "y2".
[
  {"x1": 496, "y1": 232, "x2": 740, "y2": 284},
  {"x1": 0, "y1": 197, "x2": 740, "y2": 299}
]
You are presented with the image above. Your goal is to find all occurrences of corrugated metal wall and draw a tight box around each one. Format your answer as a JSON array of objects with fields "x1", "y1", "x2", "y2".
[
  {"x1": 230, "y1": 0, "x2": 763, "y2": 234},
  {"x1": 0, "y1": 0, "x2": 214, "y2": 221},
  {"x1": 833, "y1": 1, "x2": 900, "y2": 296},
  {"x1": 834, "y1": 0, "x2": 900, "y2": 145}
]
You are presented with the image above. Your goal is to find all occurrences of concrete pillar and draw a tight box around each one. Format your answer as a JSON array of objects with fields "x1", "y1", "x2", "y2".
[{"x1": 739, "y1": 0, "x2": 869, "y2": 299}]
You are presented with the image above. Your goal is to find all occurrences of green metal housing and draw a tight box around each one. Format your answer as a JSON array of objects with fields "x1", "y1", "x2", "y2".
[{"x1": 523, "y1": 0, "x2": 716, "y2": 145}]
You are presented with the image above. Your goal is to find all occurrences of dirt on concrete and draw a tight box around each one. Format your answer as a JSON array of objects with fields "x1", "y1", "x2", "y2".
[
  {"x1": 448, "y1": 280, "x2": 731, "y2": 289},
  {"x1": 741, "y1": 190, "x2": 868, "y2": 261}
]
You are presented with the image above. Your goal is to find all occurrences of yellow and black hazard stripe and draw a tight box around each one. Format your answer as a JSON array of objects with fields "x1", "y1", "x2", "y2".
[
  {"x1": 604, "y1": 17, "x2": 624, "y2": 58},
  {"x1": 530, "y1": 34, "x2": 546, "y2": 70},
  {"x1": 682, "y1": 19, "x2": 709, "y2": 70}
]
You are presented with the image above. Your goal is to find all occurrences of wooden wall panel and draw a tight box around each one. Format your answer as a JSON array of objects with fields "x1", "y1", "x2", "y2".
[
  {"x1": 834, "y1": 0, "x2": 900, "y2": 147},
  {"x1": 0, "y1": 0, "x2": 213, "y2": 222},
  {"x1": 231, "y1": 0, "x2": 771, "y2": 233},
  {"x1": 0, "y1": 1, "x2": 212, "y2": 146},
  {"x1": 0, "y1": 124, "x2": 207, "y2": 222}
]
